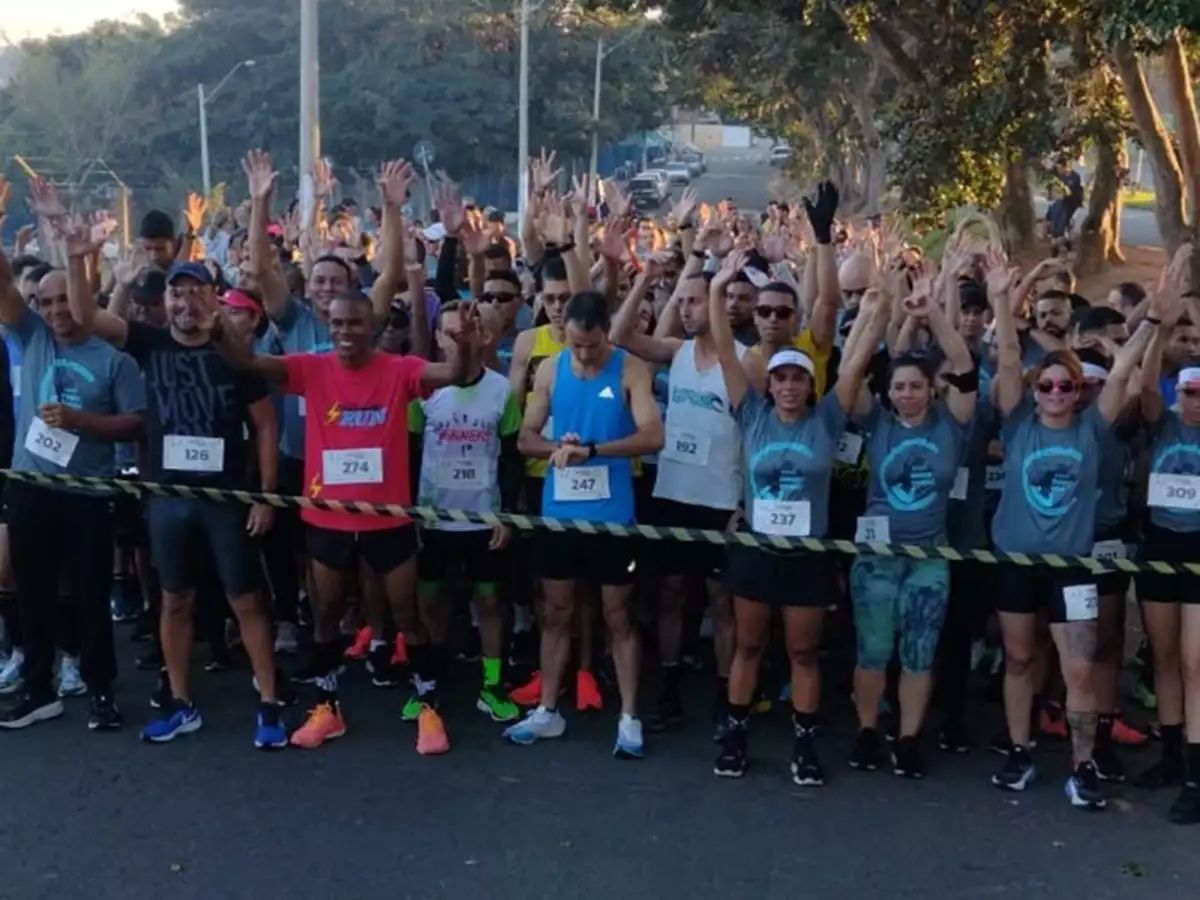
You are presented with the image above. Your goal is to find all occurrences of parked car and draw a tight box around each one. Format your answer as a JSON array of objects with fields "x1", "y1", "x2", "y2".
[
  {"x1": 628, "y1": 172, "x2": 668, "y2": 208},
  {"x1": 681, "y1": 151, "x2": 706, "y2": 176},
  {"x1": 664, "y1": 161, "x2": 693, "y2": 184},
  {"x1": 769, "y1": 144, "x2": 792, "y2": 166}
]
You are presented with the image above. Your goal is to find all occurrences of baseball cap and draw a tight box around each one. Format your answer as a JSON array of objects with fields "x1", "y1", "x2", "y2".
[
  {"x1": 424, "y1": 222, "x2": 446, "y2": 242},
  {"x1": 220, "y1": 289, "x2": 261, "y2": 312},
  {"x1": 166, "y1": 261, "x2": 214, "y2": 286},
  {"x1": 130, "y1": 267, "x2": 167, "y2": 304},
  {"x1": 1177, "y1": 366, "x2": 1200, "y2": 390},
  {"x1": 767, "y1": 348, "x2": 815, "y2": 377}
]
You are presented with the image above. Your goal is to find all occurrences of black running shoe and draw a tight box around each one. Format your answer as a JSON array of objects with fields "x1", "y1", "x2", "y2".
[
  {"x1": 1092, "y1": 741, "x2": 1126, "y2": 784},
  {"x1": 645, "y1": 684, "x2": 684, "y2": 734},
  {"x1": 892, "y1": 736, "x2": 925, "y2": 779},
  {"x1": 87, "y1": 691, "x2": 123, "y2": 731},
  {"x1": 0, "y1": 690, "x2": 64, "y2": 729},
  {"x1": 937, "y1": 718, "x2": 969, "y2": 754},
  {"x1": 1134, "y1": 753, "x2": 1185, "y2": 790},
  {"x1": 366, "y1": 643, "x2": 401, "y2": 688},
  {"x1": 714, "y1": 725, "x2": 748, "y2": 778},
  {"x1": 1168, "y1": 782, "x2": 1200, "y2": 825},
  {"x1": 1065, "y1": 760, "x2": 1107, "y2": 810},
  {"x1": 848, "y1": 727, "x2": 885, "y2": 771},
  {"x1": 790, "y1": 732, "x2": 825, "y2": 786},
  {"x1": 991, "y1": 745, "x2": 1036, "y2": 792}
]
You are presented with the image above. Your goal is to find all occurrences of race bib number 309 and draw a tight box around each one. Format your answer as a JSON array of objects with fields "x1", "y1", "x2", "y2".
[{"x1": 1148, "y1": 474, "x2": 1200, "y2": 511}]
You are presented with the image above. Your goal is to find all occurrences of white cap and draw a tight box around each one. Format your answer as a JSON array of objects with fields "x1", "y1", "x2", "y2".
[
  {"x1": 1081, "y1": 362, "x2": 1109, "y2": 382},
  {"x1": 424, "y1": 222, "x2": 446, "y2": 242},
  {"x1": 767, "y1": 348, "x2": 815, "y2": 377},
  {"x1": 1177, "y1": 367, "x2": 1200, "y2": 389}
]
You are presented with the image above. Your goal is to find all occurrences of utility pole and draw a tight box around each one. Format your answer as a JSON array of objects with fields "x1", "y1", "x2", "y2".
[{"x1": 299, "y1": 0, "x2": 321, "y2": 233}]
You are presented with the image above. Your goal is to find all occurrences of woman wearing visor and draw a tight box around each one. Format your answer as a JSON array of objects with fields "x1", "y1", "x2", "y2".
[{"x1": 707, "y1": 250, "x2": 888, "y2": 784}]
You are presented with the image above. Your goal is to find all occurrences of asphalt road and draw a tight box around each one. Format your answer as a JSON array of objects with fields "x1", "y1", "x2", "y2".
[{"x1": 1, "y1": 633, "x2": 1199, "y2": 900}]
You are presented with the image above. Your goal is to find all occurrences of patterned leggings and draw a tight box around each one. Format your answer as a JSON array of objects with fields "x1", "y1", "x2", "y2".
[{"x1": 850, "y1": 556, "x2": 951, "y2": 674}]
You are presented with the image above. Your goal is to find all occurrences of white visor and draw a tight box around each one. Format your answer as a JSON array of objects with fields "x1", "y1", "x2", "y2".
[
  {"x1": 1177, "y1": 367, "x2": 1200, "y2": 390},
  {"x1": 767, "y1": 348, "x2": 815, "y2": 377},
  {"x1": 1081, "y1": 362, "x2": 1109, "y2": 382}
]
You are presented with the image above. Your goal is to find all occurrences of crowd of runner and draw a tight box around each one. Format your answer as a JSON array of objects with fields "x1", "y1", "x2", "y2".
[{"x1": 0, "y1": 150, "x2": 1198, "y2": 825}]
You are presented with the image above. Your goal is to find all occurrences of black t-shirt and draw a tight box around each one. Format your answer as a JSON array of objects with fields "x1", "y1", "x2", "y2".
[{"x1": 124, "y1": 322, "x2": 268, "y2": 489}]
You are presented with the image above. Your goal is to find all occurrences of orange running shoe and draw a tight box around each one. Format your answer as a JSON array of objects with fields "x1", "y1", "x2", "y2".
[
  {"x1": 577, "y1": 670, "x2": 603, "y2": 712},
  {"x1": 416, "y1": 704, "x2": 450, "y2": 755},
  {"x1": 511, "y1": 671, "x2": 544, "y2": 707},
  {"x1": 391, "y1": 633, "x2": 408, "y2": 665},
  {"x1": 289, "y1": 702, "x2": 346, "y2": 749},
  {"x1": 1039, "y1": 704, "x2": 1068, "y2": 740},
  {"x1": 344, "y1": 627, "x2": 372, "y2": 660},
  {"x1": 1112, "y1": 716, "x2": 1149, "y2": 746}
]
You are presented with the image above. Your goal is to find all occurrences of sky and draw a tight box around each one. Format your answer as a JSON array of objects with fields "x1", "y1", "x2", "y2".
[{"x1": 4, "y1": 1, "x2": 179, "y2": 40}]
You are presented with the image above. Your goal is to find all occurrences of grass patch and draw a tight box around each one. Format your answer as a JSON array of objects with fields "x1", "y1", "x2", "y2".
[{"x1": 1122, "y1": 188, "x2": 1156, "y2": 210}]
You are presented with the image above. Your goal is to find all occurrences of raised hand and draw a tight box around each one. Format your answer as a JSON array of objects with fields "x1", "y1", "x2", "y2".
[
  {"x1": 671, "y1": 185, "x2": 698, "y2": 228},
  {"x1": 89, "y1": 210, "x2": 118, "y2": 247},
  {"x1": 242, "y1": 150, "x2": 278, "y2": 202},
  {"x1": 57, "y1": 215, "x2": 99, "y2": 259},
  {"x1": 540, "y1": 193, "x2": 571, "y2": 245},
  {"x1": 28, "y1": 176, "x2": 67, "y2": 220},
  {"x1": 313, "y1": 158, "x2": 334, "y2": 199},
  {"x1": 529, "y1": 148, "x2": 561, "y2": 197},
  {"x1": 459, "y1": 215, "x2": 491, "y2": 257},
  {"x1": 803, "y1": 180, "x2": 839, "y2": 244},
  {"x1": 434, "y1": 176, "x2": 465, "y2": 235},
  {"x1": 599, "y1": 218, "x2": 633, "y2": 261},
  {"x1": 184, "y1": 192, "x2": 207, "y2": 232},
  {"x1": 377, "y1": 158, "x2": 415, "y2": 208},
  {"x1": 603, "y1": 180, "x2": 631, "y2": 222}
]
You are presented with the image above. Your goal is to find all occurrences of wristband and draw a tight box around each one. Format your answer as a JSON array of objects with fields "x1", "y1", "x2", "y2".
[
  {"x1": 691, "y1": 250, "x2": 707, "y2": 260},
  {"x1": 678, "y1": 224, "x2": 694, "y2": 232},
  {"x1": 586, "y1": 442, "x2": 597, "y2": 460},
  {"x1": 1145, "y1": 316, "x2": 1162, "y2": 326}
]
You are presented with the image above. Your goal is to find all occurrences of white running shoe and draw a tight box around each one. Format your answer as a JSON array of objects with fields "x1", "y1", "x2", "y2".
[
  {"x1": 57, "y1": 655, "x2": 87, "y2": 698},
  {"x1": 503, "y1": 705, "x2": 566, "y2": 745},
  {"x1": 0, "y1": 648, "x2": 24, "y2": 695},
  {"x1": 614, "y1": 714, "x2": 645, "y2": 759}
]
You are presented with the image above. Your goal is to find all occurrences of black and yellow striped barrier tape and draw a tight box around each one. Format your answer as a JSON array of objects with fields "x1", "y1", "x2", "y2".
[{"x1": 3, "y1": 468, "x2": 1198, "y2": 575}]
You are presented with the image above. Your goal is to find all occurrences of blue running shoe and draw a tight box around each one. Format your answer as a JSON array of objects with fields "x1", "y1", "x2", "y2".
[
  {"x1": 141, "y1": 699, "x2": 202, "y2": 743},
  {"x1": 254, "y1": 702, "x2": 288, "y2": 750}
]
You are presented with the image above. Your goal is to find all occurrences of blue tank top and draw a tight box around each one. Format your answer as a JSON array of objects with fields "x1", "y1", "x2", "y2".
[{"x1": 541, "y1": 348, "x2": 637, "y2": 524}]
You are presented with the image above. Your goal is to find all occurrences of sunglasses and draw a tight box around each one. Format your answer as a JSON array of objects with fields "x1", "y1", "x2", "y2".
[
  {"x1": 755, "y1": 305, "x2": 794, "y2": 320},
  {"x1": 1181, "y1": 387, "x2": 1200, "y2": 398},
  {"x1": 480, "y1": 291, "x2": 518, "y2": 304},
  {"x1": 1036, "y1": 379, "x2": 1077, "y2": 395}
]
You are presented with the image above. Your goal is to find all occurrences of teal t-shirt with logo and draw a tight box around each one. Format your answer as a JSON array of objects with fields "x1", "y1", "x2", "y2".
[{"x1": 1147, "y1": 409, "x2": 1200, "y2": 534}]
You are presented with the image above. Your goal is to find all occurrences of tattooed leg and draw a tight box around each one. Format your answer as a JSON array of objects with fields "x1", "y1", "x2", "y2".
[
  {"x1": 1066, "y1": 709, "x2": 1099, "y2": 765},
  {"x1": 1052, "y1": 621, "x2": 1099, "y2": 765}
]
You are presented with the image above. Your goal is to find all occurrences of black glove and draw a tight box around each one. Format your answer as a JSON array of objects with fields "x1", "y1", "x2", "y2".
[{"x1": 803, "y1": 181, "x2": 839, "y2": 245}]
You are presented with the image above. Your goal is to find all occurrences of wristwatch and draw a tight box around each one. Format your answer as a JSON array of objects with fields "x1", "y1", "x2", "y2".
[{"x1": 586, "y1": 442, "x2": 598, "y2": 459}]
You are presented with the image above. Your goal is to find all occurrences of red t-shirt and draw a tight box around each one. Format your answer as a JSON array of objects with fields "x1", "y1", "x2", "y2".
[{"x1": 283, "y1": 352, "x2": 428, "y2": 532}]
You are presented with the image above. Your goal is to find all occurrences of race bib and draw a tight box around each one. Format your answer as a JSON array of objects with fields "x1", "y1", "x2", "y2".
[
  {"x1": 323, "y1": 448, "x2": 383, "y2": 485},
  {"x1": 24, "y1": 417, "x2": 79, "y2": 468},
  {"x1": 985, "y1": 465, "x2": 1004, "y2": 491},
  {"x1": 835, "y1": 432, "x2": 863, "y2": 465},
  {"x1": 10, "y1": 365, "x2": 20, "y2": 399},
  {"x1": 298, "y1": 397, "x2": 307, "y2": 417},
  {"x1": 163, "y1": 435, "x2": 224, "y2": 473},
  {"x1": 949, "y1": 467, "x2": 969, "y2": 501},
  {"x1": 436, "y1": 457, "x2": 487, "y2": 489},
  {"x1": 753, "y1": 499, "x2": 811, "y2": 537},
  {"x1": 661, "y1": 427, "x2": 711, "y2": 466},
  {"x1": 1091, "y1": 539, "x2": 1128, "y2": 564},
  {"x1": 1148, "y1": 473, "x2": 1200, "y2": 511},
  {"x1": 855, "y1": 515, "x2": 890, "y2": 544},
  {"x1": 552, "y1": 465, "x2": 610, "y2": 502},
  {"x1": 1063, "y1": 583, "x2": 1099, "y2": 622}
]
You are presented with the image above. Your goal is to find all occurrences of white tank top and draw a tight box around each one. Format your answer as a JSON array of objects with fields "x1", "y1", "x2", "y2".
[{"x1": 653, "y1": 339, "x2": 747, "y2": 511}]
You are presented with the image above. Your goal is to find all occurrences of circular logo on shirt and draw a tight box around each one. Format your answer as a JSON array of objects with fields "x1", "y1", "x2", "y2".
[
  {"x1": 878, "y1": 437, "x2": 939, "y2": 513},
  {"x1": 1020, "y1": 446, "x2": 1083, "y2": 519},
  {"x1": 748, "y1": 441, "x2": 813, "y2": 501},
  {"x1": 38, "y1": 360, "x2": 95, "y2": 410},
  {"x1": 1153, "y1": 442, "x2": 1200, "y2": 477}
]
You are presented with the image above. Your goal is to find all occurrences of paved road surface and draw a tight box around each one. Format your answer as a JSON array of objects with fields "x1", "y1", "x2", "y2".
[{"x1": 1, "y1": 636, "x2": 1198, "y2": 900}]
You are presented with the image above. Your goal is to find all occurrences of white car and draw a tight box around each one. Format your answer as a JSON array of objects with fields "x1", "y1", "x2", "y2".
[
  {"x1": 664, "y1": 161, "x2": 693, "y2": 184},
  {"x1": 769, "y1": 145, "x2": 792, "y2": 166}
]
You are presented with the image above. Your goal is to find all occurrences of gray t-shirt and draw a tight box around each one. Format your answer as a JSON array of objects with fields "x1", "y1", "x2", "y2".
[
  {"x1": 947, "y1": 399, "x2": 997, "y2": 550},
  {"x1": 991, "y1": 395, "x2": 1106, "y2": 555},
  {"x1": 1147, "y1": 410, "x2": 1200, "y2": 534},
  {"x1": 734, "y1": 390, "x2": 847, "y2": 539},
  {"x1": 10, "y1": 307, "x2": 145, "y2": 479},
  {"x1": 1095, "y1": 416, "x2": 1136, "y2": 535},
  {"x1": 860, "y1": 400, "x2": 967, "y2": 545}
]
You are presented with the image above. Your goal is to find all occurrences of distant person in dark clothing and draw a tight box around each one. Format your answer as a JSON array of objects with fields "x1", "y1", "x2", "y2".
[{"x1": 1048, "y1": 156, "x2": 1084, "y2": 240}]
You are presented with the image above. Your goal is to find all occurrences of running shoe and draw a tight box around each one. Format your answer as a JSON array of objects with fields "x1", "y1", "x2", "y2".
[
  {"x1": 204, "y1": 646, "x2": 231, "y2": 673},
  {"x1": 273, "y1": 622, "x2": 300, "y2": 656},
  {"x1": 576, "y1": 670, "x2": 603, "y2": 712},
  {"x1": 87, "y1": 691, "x2": 122, "y2": 732},
  {"x1": 477, "y1": 686, "x2": 520, "y2": 722},
  {"x1": 1039, "y1": 703, "x2": 1068, "y2": 741},
  {"x1": 991, "y1": 745, "x2": 1036, "y2": 792},
  {"x1": 848, "y1": 727, "x2": 885, "y2": 771},
  {"x1": 989, "y1": 732, "x2": 1038, "y2": 756},
  {"x1": 416, "y1": 704, "x2": 450, "y2": 755},
  {"x1": 391, "y1": 633, "x2": 408, "y2": 665},
  {"x1": 713, "y1": 725, "x2": 748, "y2": 778},
  {"x1": 251, "y1": 672, "x2": 298, "y2": 708},
  {"x1": 254, "y1": 703, "x2": 288, "y2": 750},
  {"x1": 1065, "y1": 760, "x2": 1107, "y2": 810},
  {"x1": 1111, "y1": 717, "x2": 1149, "y2": 746},
  {"x1": 0, "y1": 648, "x2": 24, "y2": 695},
  {"x1": 344, "y1": 626, "x2": 372, "y2": 661},
  {"x1": 366, "y1": 642, "x2": 401, "y2": 689},
  {"x1": 290, "y1": 660, "x2": 345, "y2": 685},
  {"x1": 503, "y1": 706, "x2": 566, "y2": 745},
  {"x1": 1168, "y1": 782, "x2": 1200, "y2": 825},
  {"x1": 1129, "y1": 679, "x2": 1158, "y2": 712},
  {"x1": 1092, "y1": 741, "x2": 1126, "y2": 783},
  {"x1": 510, "y1": 671, "x2": 543, "y2": 707},
  {"x1": 401, "y1": 691, "x2": 427, "y2": 722},
  {"x1": 141, "y1": 699, "x2": 202, "y2": 743},
  {"x1": 937, "y1": 718, "x2": 969, "y2": 754},
  {"x1": 791, "y1": 732, "x2": 825, "y2": 786},
  {"x1": 613, "y1": 714, "x2": 644, "y2": 759},
  {"x1": 1134, "y1": 753, "x2": 1185, "y2": 790},
  {"x1": 289, "y1": 701, "x2": 346, "y2": 748},
  {"x1": 57, "y1": 655, "x2": 86, "y2": 698},
  {"x1": 0, "y1": 690, "x2": 64, "y2": 729},
  {"x1": 645, "y1": 683, "x2": 683, "y2": 733},
  {"x1": 892, "y1": 736, "x2": 925, "y2": 779}
]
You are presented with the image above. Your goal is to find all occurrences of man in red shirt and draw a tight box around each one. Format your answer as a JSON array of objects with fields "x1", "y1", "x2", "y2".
[{"x1": 215, "y1": 292, "x2": 477, "y2": 753}]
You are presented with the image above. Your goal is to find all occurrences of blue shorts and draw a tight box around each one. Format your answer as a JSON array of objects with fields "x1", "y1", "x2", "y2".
[{"x1": 147, "y1": 497, "x2": 263, "y2": 598}]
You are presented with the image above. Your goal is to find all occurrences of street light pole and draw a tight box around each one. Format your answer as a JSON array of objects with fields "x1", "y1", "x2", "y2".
[
  {"x1": 517, "y1": 0, "x2": 531, "y2": 225},
  {"x1": 588, "y1": 37, "x2": 603, "y2": 204},
  {"x1": 299, "y1": 0, "x2": 321, "y2": 231},
  {"x1": 198, "y1": 84, "x2": 211, "y2": 195}
]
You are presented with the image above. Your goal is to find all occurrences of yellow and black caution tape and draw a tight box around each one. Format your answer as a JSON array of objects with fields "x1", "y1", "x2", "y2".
[{"x1": 3, "y1": 468, "x2": 1199, "y2": 575}]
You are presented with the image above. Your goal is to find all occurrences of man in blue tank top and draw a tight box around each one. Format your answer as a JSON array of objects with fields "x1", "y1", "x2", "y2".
[{"x1": 505, "y1": 292, "x2": 663, "y2": 758}]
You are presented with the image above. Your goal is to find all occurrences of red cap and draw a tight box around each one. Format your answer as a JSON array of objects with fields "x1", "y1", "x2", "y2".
[{"x1": 221, "y1": 290, "x2": 261, "y2": 312}]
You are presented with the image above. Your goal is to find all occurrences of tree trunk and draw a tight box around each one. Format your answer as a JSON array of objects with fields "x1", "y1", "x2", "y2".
[
  {"x1": 1112, "y1": 40, "x2": 1190, "y2": 253},
  {"x1": 1161, "y1": 31, "x2": 1200, "y2": 286},
  {"x1": 998, "y1": 162, "x2": 1036, "y2": 254},
  {"x1": 1077, "y1": 134, "x2": 1126, "y2": 274}
]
